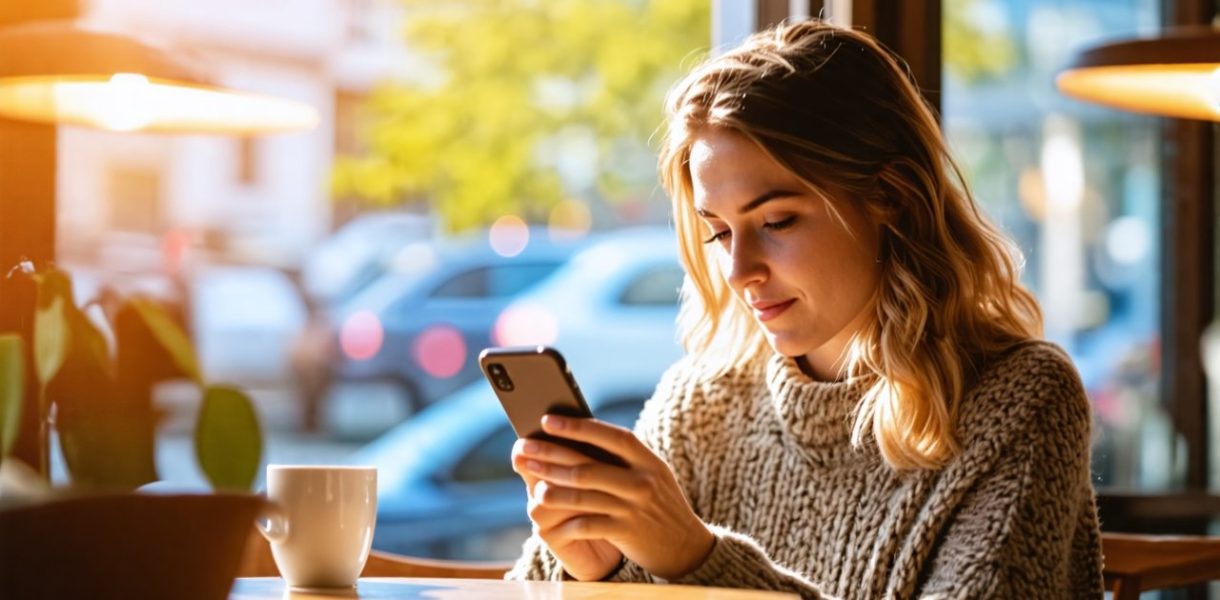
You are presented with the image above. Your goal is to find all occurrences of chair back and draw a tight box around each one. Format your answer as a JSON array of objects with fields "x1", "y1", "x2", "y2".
[{"x1": 1102, "y1": 532, "x2": 1220, "y2": 599}]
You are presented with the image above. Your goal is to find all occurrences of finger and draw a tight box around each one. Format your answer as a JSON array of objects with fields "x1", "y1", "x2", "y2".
[
  {"x1": 526, "y1": 481, "x2": 584, "y2": 528},
  {"x1": 514, "y1": 437, "x2": 598, "y2": 467},
  {"x1": 538, "y1": 514, "x2": 618, "y2": 546},
  {"x1": 522, "y1": 456, "x2": 647, "y2": 499},
  {"x1": 540, "y1": 416, "x2": 650, "y2": 465},
  {"x1": 510, "y1": 457, "x2": 540, "y2": 499},
  {"x1": 534, "y1": 481, "x2": 630, "y2": 516},
  {"x1": 527, "y1": 498, "x2": 576, "y2": 530},
  {"x1": 520, "y1": 473, "x2": 540, "y2": 498}
]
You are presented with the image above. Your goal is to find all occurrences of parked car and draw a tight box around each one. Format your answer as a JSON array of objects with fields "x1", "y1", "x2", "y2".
[
  {"x1": 319, "y1": 230, "x2": 583, "y2": 437},
  {"x1": 300, "y1": 212, "x2": 434, "y2": 309},
  {"x1": 191, "y1": 265, "x2": 307, "y2": 386},
  {"x1": 491, "y1": 226, "x2": 685, "y2": 398},
  {"x1": 349, "y1": 226, "x2": 684, "y2": 559}
]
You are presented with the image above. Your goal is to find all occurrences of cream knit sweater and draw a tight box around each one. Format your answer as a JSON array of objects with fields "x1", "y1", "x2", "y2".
[{"x1": 507, "y1": 341, "x2": 1104, "y2": 599}]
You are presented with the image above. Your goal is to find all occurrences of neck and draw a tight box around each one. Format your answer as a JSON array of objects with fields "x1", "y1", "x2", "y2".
[
  {"x1": 800, "y1": 305, "x2": 874, "y2": 382},
  {"x1": 798, "y1": 350, "x2": 849, "y2": 382}
]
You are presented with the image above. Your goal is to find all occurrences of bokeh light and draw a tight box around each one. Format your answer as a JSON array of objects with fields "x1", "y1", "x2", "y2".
[
  {"x1": 340, "y1": 310, "x2": 384, "y2": 361},
  {"x1": 413, "y1": 325, "x2": 467, "y2": 379},
  {"x1": 489, "y1": 215, "x2": 529, "y2": 257},
  {"x1": 548, "y1": 199, "x2": 592, "y2": 242},
  {"x1": 389, "y1": 240, "x2": 439, "y2": 276},
  {"x1": 161, "y1": 228, "x2": 192, "y2": 275},
  {"x1": 1105, "y1": 216, "x2": 1151, "y2": 266},
  {"x1": 494, "y1": 303, "x2": 559, "y2": 347}
]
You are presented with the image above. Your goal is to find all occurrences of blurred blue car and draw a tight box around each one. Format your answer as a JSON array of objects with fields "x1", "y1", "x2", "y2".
[
  {"x1": 492, "y1": 227, "x2": 685, "y2": 397},
  {"x1": 321, "y1": 230, "x2": 583, "y2": 435},
  {"x1": 301, "y1": 212, "x2": 435, "y2": 309},
  {"x1": 350, "y1": 227, "x2": 684, "y2": 559}
]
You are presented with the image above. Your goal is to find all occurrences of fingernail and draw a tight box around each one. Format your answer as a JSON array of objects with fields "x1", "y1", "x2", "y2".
[
  {"x1": 526, "y1": 460, "x2": 544, "y2": 472},
  {"x1": 522, "y1": 440, "x2": 540, "y2": 454},
  {"x1": 544, "y1": 415, "x2": 566, "y2": 430}
]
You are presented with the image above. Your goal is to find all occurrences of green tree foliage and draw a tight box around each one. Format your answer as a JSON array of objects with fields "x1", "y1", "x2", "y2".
[
  {"x1": 944, "y1": 0, "x2": 1018, "y2": 85},
  {"x1": 331, "y1": 0, "x2": 709, "y2": 231}
]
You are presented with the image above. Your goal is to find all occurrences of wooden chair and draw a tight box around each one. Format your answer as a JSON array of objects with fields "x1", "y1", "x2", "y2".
[
  {"x1": 238, "y1": 528, "x2": 513, "y2": 580},
  {"x1": 1102, "y1": 532, "x2": 1220, "y2": 599}
]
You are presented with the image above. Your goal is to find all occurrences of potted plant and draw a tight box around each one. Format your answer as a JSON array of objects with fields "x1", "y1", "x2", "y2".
[{"x1": 0, "y1": 262, "x2": 266, "y2": 600}]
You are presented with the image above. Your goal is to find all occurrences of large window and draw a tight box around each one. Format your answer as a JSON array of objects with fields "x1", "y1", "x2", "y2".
[
  {"x1": 15, "y1": 0, "x2": 708, "y2": 565},
  {"x1": 943, "y1": 0, "x2": 1167, "y2": 490}
]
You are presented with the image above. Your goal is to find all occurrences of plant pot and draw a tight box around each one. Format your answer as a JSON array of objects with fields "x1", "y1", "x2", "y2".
[{"x1": 0, "y1": 491, "x2": 265, "y2": 600}]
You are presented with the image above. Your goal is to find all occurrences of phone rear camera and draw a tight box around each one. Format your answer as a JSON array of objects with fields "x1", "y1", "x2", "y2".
[{"x1": 488, "y1": 363, "x2": 514, "y2": 391}]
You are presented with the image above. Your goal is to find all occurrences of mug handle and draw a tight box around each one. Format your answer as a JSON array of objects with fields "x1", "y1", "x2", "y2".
[{"x1": 256, "y1": 500, "x2": 289, "y2": 543}]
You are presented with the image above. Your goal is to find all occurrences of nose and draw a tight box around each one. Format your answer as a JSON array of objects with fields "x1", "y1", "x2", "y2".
[{"x1": 724, "y1": 234, "x2": 767, "y2": 294}]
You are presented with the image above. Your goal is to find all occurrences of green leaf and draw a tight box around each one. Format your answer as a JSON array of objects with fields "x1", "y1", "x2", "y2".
[
  {"x1": 0, "y1": 334, "x2": 24, "y2": 463},
  {"x1": 196, "y1": 385, "x2": 262, "y2": 491},
  {"x1": 37, "y1": 268, "x2": 156, "y2": 488},
  {"x1": 56, "y1": 388, "x2": 159, "y2": 489},
  {"x1": 32, "y1": 271, "x2": 71, "y2": 394},
  {"x1": 121, "y1": 299, "x2": 201, "y2": 384}
]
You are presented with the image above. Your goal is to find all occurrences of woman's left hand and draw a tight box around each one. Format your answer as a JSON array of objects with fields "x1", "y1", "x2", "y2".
[{"x1": 518, "y1": 414, "x2": 715, "y2": 580}]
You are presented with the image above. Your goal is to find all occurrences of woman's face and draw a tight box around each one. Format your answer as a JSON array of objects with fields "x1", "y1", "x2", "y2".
[{"x1": 689, "y1": 127, "x2": 883, "y2": 380}]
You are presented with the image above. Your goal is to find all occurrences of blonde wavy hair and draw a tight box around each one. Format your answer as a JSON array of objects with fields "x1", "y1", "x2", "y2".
[{"x1": 660, "y1": 20, "x2": 1043, "y2": 470}]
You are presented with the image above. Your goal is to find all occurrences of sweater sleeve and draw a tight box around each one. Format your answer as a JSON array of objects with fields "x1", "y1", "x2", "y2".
[
  {"x1": 670, "y1": 525, "x2": 833, "y2": 598},
  {"x1": 504, "y1": 359, "x2": 701, "y2": 583},
  {"x1": 916, "y1": 353, "x2": 1103, "y2": 599}
]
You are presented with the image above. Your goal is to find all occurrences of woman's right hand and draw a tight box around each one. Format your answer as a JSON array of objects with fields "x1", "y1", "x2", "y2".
[{"x1": 511, "y1": 437, "x2": 623, "y2": 581}]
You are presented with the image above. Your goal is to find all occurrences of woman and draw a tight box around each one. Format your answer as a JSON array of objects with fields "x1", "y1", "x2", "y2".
[{"x1": 506, "y1": 20, "x2": 1103, "y2": 598}]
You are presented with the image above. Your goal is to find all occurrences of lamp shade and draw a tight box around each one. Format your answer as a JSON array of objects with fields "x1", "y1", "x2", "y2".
[
  {"x1": 1056, "y1": 27, "x2": 1220, "y2": 122},
  {"x1": 0, "y1": 21, "x2": 317, "y2": 134}
]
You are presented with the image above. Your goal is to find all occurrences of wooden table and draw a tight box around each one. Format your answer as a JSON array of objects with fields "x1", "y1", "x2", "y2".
[{"x1": 230, "y1": 577, "x2": 799, "y2": 599}]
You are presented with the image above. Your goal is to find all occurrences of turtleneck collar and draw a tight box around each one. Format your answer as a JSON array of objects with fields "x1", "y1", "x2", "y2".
[{"x1": 763, "y1": 352, "x2": 873, "y2": 452}]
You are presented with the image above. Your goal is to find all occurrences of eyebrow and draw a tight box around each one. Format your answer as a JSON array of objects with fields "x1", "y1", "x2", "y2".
[{"x1": 695, "y1": 189, "x2": 801, "y2": 219}]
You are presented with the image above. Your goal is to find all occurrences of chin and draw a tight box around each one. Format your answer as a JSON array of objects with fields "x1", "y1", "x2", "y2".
[{"x1": 762, "y1": 329, "x2": 816, "y2": 359}]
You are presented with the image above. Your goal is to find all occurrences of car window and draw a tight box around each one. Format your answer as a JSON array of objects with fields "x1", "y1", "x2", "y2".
[
  {"x1": 618, "y1": 265, "x2": 683, "y2": 306},
  {"x1": 429, "y1": 267, "x2": 489, "y2": 299},
  {"x1": 451, "y1": 425, "x2": 518, "y2": 483},
  {"x1": 428, "y1": 262, "x2": 559, "y2": 300},
  {"x1": 488, "y1": 262, "x2": 560, "y2": 297},
  {"x1": 450, "y1": 400, "x2": 646, "y2": 484}
]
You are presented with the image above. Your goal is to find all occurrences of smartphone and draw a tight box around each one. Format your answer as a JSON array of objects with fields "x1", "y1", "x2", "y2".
[{"x1": 479, "y1": 346, "x2": 626, "y2": 467}]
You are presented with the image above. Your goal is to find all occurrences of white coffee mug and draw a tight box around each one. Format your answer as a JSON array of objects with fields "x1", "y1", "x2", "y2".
[{"x1": 258, "y1": 465, "x2": 377, "y2": 589}]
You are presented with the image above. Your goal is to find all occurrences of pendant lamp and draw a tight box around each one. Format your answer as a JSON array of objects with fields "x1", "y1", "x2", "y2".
[
  {"x1": 0, "y1": 21, "x2": 317, "y2": 134},
  {"x1": 1056, "y1": 26, "x2": 1220, "y2": 122}
]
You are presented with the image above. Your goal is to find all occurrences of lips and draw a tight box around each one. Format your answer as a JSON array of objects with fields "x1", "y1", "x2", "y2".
[{"x1": 750, "y1": 298, "x2": 795, "y2": 322}]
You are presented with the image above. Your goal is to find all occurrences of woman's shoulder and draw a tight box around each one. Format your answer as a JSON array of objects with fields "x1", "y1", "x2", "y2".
[
  {"x1": 957, "y1": 339, "x2": 1090, "y2": 440},
  {"x1": 657, "y1": 352, "x2": 769, "y2": 394},
  {"x1": 979, "y1": 339, "x2": 1082, "y2": 391},
  {"x1": 641, "y1": 353, "x2": 769, "y2": 420},
  {"x1": 980, "y1": 339, "x2": 1088, "y2": 387}
]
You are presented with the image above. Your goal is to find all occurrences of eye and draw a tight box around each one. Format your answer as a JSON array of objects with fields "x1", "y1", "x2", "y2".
[
  {"x1": 702, "y1": 229, "x2": 730, "y2": 245},
  {"x1": 764, "y1": 216, "x2": 796, "y2": 231}
]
